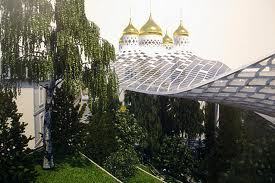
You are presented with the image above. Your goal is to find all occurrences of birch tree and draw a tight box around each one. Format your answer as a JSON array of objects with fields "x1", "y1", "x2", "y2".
[{"x1": 0, "y1": 0, "x2": 115, "y2": 169}]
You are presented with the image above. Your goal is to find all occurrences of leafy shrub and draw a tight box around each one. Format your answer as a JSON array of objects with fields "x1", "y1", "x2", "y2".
[
  {"x1": 115, "y1": 108, "x2": 146, "y2": 148},
  {"x1": 154, "y1": 135, "x2": 197, "y2": 182},
  {"x1": 84, "y1": 112, "x2": 118, "y2": 164},
  {"x1": 104, "y1": 146, "x2": 139, "y2": 181}
]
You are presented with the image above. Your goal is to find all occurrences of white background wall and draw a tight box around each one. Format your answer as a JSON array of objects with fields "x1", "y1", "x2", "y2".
[{"x1": 16, "y1": 84, "x2": 35, "y2": 148}]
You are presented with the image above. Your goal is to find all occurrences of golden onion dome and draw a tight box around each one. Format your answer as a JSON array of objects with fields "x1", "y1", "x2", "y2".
[
  {"x1": 140, "y1": 14, "x2": 163, "y2": 36},
  {"x1": 163, "y1": 31, "x2": 173, "y2": 44},
  {"x1": 123, "y1": 18, "x2": 139, "y2": 35},
  {"x1": 174, "y1": 20, "x2": 189, "y2": 37}
]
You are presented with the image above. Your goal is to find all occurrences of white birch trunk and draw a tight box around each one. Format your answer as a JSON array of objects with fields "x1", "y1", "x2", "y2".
[{"x1": 43, "y1": 80, "x2": 55, "y2": 169}]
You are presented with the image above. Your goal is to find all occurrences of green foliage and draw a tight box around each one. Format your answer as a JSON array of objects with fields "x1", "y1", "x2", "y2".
[
  {"x1": 86, "y1": 69, "x2": 120, "y2": 115},
  {"x1": 115, "y1": 108, "x2": 146, "y2": 148},
  {"x1": 221, "y1": 112, "x2": 275, "y2": 183},
  {"x1": 204, "y1": 102, "x2": 217, "y2": 152},
  {"x1": 104, "y1": 108, "x2": 146, "y2": 180},
  {"x1": 85, "y1": 107, "x2": 145, "y2": 154},
  {"x1": 154, "y1": 135, "x2": 197, "y2": 182},
  {"x1": 128, "y1": 167, "x2": 163, "y2": 183},
  {"x1": 104, "y1": 146, "x2": 139, "y2": 181},
  {"x1": 85, "y1": 106, "x2": 146, "y2": 180},
  {"x1": 1, "y1": 0, "x2": 116, "y2": 169},
  {"x1": 85, "y1": 111, "x2": 118, "y2": 164},
  {"x1": 168, "y1": 98, "x2": 204, "y2": 138},
  {"x1": 202, "y1": 105, "x2": 243, "y2": 182},
  {"x1": 0, "y1": 0, "x2": 115, "y2": 84},
  {"x1": 125, "y1": 92, "x2": 163, "y2": 157},
  {"x1": 125, "y1": 92, "x2": 204, "y2": 159},
  {"x1": 125, "y1": 92, "x2": 204, "y2": 182},
  {"x1": 224, "y1": 138, "x2": 275, "y2": 183},
  {"x1": 217, "y1": 105, "x2": 243, "y2": 170},
  {"x1": 51, "y1": 83, "x2": 85, "y2": 153},
  {"x1": 0, "y1": 0, "x2": 53, "y2": 84},
  {"x1": 0, "y1": 90, "x2": 36, "y2": 183},
  {"x1": 201, "y1": 103, "x2": 218, "y2": 181}
]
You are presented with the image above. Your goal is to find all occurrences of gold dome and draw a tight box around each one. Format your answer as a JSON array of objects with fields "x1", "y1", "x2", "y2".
[
  {"x1": 140, "y1": 14, "x2": 163, "y2": 36},
  {"x1": 163, "y1": 31, "x2": 173, "y2": 44},
  {"x1": 123, "y1": 18, "x2": 139, "y2": 35},
  {"x1": 174, "y1": 20, "x2": 189, "y2": 37}
]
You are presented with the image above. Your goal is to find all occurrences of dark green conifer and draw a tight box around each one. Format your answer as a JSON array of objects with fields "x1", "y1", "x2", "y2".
[
  {"x1": 0, "y1": 90, "x2": 36, "y2": 183},
  {"x1": 51, "y1": 83, "x2": 85, "y2": 153}
]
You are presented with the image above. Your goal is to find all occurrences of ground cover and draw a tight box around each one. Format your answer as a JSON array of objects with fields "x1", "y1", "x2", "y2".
[
  {"x1": 127, "y1": 166, "x2": 163, "y2": 183},
  {"x1": 35, "y1": 153, "x2": 118, "y2": 183}
]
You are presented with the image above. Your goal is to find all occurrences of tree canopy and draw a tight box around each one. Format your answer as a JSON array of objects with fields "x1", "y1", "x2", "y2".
[
  {"x1": 0, "y1": 0, "x2": 116, "y2": 169},
  {"x1": 0, "y1": 0, "x2": 115, "y2": 85}
]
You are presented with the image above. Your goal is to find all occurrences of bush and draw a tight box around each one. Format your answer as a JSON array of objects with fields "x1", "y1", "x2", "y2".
[
  {"x1": 154, "y1": 135, "x2": 197, "y2": 182},
  {"x1": 84, "y1": 106, "x2": 145, "y2": 179},
  {"x1": 104, "y1": 146, "x2": 139, "y2": 181},
  {"x1": 114, "y1": 108, "x2": 146, "y2": 148},
  {"x1": 84, "y1": 112, "x2": 118, "y2": 164},
  {"x1": 84, "y1": 106, "x2": 146, "y2": 164},
  {"x1": 0, "y1": 90, "x2": 36, "y2": 183}
]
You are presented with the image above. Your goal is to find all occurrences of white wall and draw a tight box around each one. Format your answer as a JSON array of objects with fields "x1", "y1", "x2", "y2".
[
  {"x1": 16, "y1": 82, "x2": 45, "y2": 149},
  {"x1": 16, "y1": 83, "x2": 36, "y2": 149}
]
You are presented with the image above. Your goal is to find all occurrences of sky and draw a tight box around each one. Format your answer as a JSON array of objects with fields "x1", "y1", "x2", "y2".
[{"x1": 85, "y1": 0, "x2": 275, "y2": 69}]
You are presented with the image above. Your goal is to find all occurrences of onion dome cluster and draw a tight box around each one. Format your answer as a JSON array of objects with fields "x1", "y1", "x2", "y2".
[{"x1": 119, "y1": 13, "x2": 189, "y2": 51}]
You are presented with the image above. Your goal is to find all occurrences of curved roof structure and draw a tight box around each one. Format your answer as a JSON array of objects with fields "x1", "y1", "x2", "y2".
[
  {"x1": 115, "y1": 15, "x2": 275, "y2": 117},
  {"x1": 113, "y1": 51, "x2": 275, "y2": 117},
  {"x1": 115, "y1": 50, "x2": 230, "y2": 93}
]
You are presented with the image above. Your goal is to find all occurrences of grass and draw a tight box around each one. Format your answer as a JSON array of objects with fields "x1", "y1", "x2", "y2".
[
  {"x1": 35, "y1": 153, "x2": 118, "y2": 183},
  {"x1": 127, "y1": 167, "x2": 163, "y2": 183},
  {"x1": 34, "y1": 151, "x2": 163, "y2": 183}
]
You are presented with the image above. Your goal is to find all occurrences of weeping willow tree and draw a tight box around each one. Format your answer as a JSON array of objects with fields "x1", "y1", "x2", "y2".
[{"x1": 0, "y1": 0, "x2": 115, "y2": 169}]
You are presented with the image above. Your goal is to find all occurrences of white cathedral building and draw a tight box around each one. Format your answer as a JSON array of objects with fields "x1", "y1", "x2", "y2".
[
  {"x1": 119, "y1": 13, "x2": 189, "y2": 51},
  {"x1": 114, "y1": 13, "x2": 230, "y2": 93}
]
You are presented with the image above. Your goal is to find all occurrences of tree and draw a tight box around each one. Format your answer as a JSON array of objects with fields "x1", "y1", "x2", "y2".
[
  {"x1": 125, "y1": 91, "x2": 163, "y2": 158},
  {"x1": 114, "y1": 107, "x2": 146, "y2": 149},
  {"x1": 204, "y1": 103, "x2": 217, "y2": 153},
  {"x1": 168, "y1": 98, "x2": 204, "y2": 139},
  {"x1": 154, "y1": 135, "x2": 197, "y2": 182},
  {"x1": 223, "y1": 112, "x2": 275, "y2": 183},
  {"x1": 85, "y1": 111, "x2": 118, "y2": 164},
  {"x1": 84, "y1": 70, "x2": 120, "y2": 164},
  {"x1": 218, "y1": 105, "x2": 242, "y2": 165},
  {"x1": 203, "y1": 102, "x2": 218, "y2": 182},
  {"x1": 105, "y1": 107, "x2": 146, "y2": 181},
  {"x1": 0, "y1": 90, "x2": 36, "y2": 183},
  {"x1": 0, "y1": 0, "x2": 115, "y2": 168},
  {"x1": 84, "y1": 104, "x2": 146, "y2": 162},
  {"x1": 224, "y1": 138, "x2": 275, "y2": 183},
  {"x1": 84, "y1": 105, "x2": 145, "y2": 180},
  {"x1": 212, "y1": 105, "x2": 243, "y2": 182},
  {"x1": 104, "y1": 146, "x2": 139, "y2": 181},
  {"x1": 51, "y1": 83, "x2": 85, "y2": 153}
]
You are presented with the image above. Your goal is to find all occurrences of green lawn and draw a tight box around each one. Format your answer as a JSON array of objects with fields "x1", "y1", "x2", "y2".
[
  {"x1": 34, "y1": 152, "x2": 163, "y2": 183},
  {"x1": 35, "y1": 154, "x2": 118, "y2": 183},
  {"x1": 128, "y1": 167, "x2": 163, "y2": 183}
]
